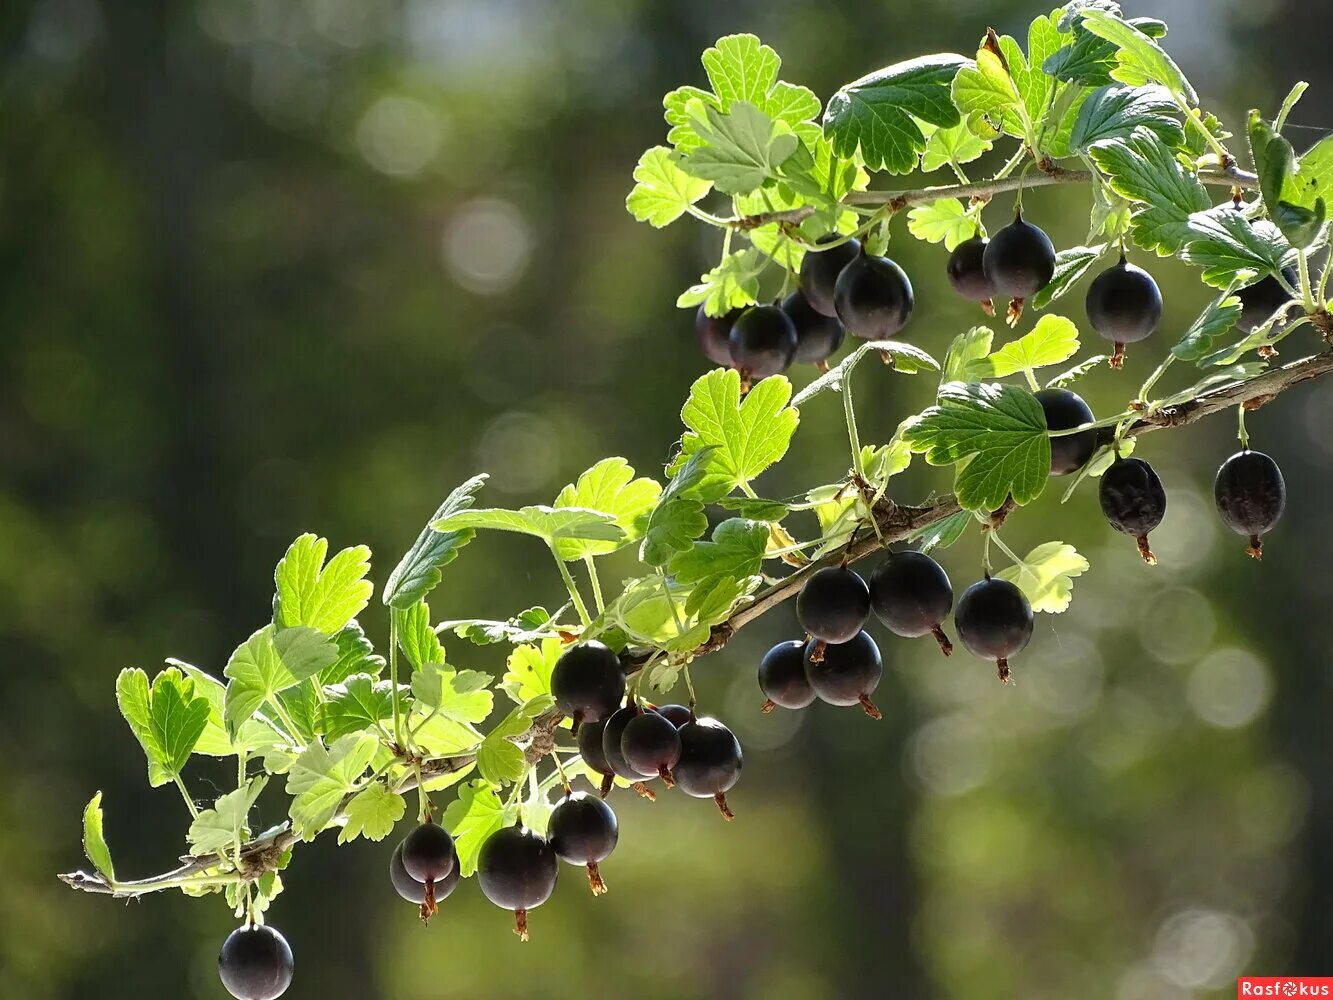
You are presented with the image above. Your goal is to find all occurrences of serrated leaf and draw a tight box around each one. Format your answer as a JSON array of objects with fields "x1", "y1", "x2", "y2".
[
  {"x1": 442, "y1": 779, "x2": 505, "y2": 877},
  {"x1": 499, "y1": 638, "x2": 563, "y2": 708},
  {"x1": 273, "y1": 534, "x2": 372, "y2": 637},
  {"x1": 1045, "y1": 355, "x2": 1109, "y2": 388},
  {"x1": 1181, "y1": 211, "x2": 1297, "y2": 288},
  {"x1": 681, "y1": 101, "x2": 800, "y2": 195},
  {"x1": 907, "y1": 199, "x2": 978, "y2": 250},
  {"x1": 412, "y1": 663, "x2": 494, "y2": 725},
  {"x1": 791, "y1": 339, "x2": 940, "y2": 408},
  {"x1": 552, "y1": 458, "x2": 662, "y2": 560},
  {"x1": 911, "y1": 510, "x2": 973, "y2": 554},
  {"x1": 1033, "y1": 245, "x2": 1108, "y2": 310},
  {"x1": 1079, "y1": 10, "x2": 1195, "y2": 105},
  {"x1": 319, "y1": 674, "x2": 402, "y2": 742},
  {"x1": 1089, "y1": 129, "x2": 1210, "y2": 254},
  {"x1": 187, "y1": 777, "x2": 267, "y2": 857},
  {"x1": 478, "y1": 698, "x2": 552, "y2": 786},
  {"x1": 996, "y1": 541, "x2": 1089, "y2": 613},
  {"x1": 1069, "y1": 85, "x2": 1183, "y2": 153},
  {"x1": 970, "y1": 315, "x2": 1081, "y2": 380},
  {"x1": 383, "y1": 475, "x2": 487, "y2": 610},
  {"x1": 173, "y1": 662, "x2": 284, "y2": 758},
  {"x1": 715, "y1": 496, "x2": 792, "y2": 521},
  {"x1": 1291, "y1": 136, "x2": 1333, "y2": 216},
  {"x1": 321, "y1": 622, "x2": 385, "y2": 685},
  {"x1": 116, "y1": 667, "x2": 212, "y2": 786},
  {"x1": 441, "y1": 607, "x2": 556, "y2": 646},
  {"x1": 952, "y1": 40, "x2": 1025, "y2": 141},
  {"x1": 641, "y1": 447, "x2": 713, "y2": 568},
  {"x1": 223, "y1": 625, "x2": 338, "y2": 732},
  {"x1": 676, "y1": 248, "x2": 765, "y2": 317},
  {"x1": 1151, "y1": 362, "x2": 1267, "y2": 407},
  {"x1": 668, "y1": 518, "x2": 768, "y2": 585},
  {"x1": 824, "y1": 54, "x2": 970, "y2": 174},
  {"x1": 338, "y1": 783, "x2": 406, "y2": 845},
  {"x1": 82, "y1": 792, "x2": 115, "y2": 881},
  {"x1": 903, "y1": 382, "x2": 1051, "y2": 511},
  {"x1": 285, "y1": 734, "x2": 378, "y2": 841},
  {"x1": 919, "y1": 119, "x2": 992, "y2": 172},
  {"x1": 395, "y1": 599, "x2": 443, "y2": 671},
  {"x1": 626, "y1": 146, "x2": 712, "y2": 227},
  {"x1": 431, "y1": 505, "x2": 623, "y2": 551},
  {"x1": 1171, "y1": 290, "x2": 1244, "y2": 361},
  {"x1": 942, "y1": 327, "x2": 995, "y2": 384},
  {"x1": 1249, "y1": 110, "x2": 1326, "y2": 249}
]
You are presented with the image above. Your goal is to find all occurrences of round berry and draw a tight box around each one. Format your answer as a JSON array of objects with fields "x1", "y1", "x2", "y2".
[
  {"x1": 653, "y1": 703, "x2": 693, "y2": 728},
  {"x1": 796, "y1": 565, "x2": 871, "y2": 644},
  {"x1": 1214, "y1": 450, "x2": 1286, "y2": 558},
  {"x1": 868, "y1": 550, "x2": 954, "y2": 654},
  {"x1": 390, "y1": 839, "x2": 459, "y2": 907},
  {"x1": 549, "y1": 791, "x2": 618, "y2": 895},
  {"x1": 218, "y1": 925, "x2": 294, "y2": 1000},
  {"x1": 602, "y1": 704, "x2": 650, "y2": 782},
  {"x1": 1086, "y1": 256, "x2": 1162, "y2": 366},
  {"x1": 758, "y1": 639, "x2": 816, "y2": 712},
  {"x1": 695, "y1": 305, "x2": 741, "y2": 367},
  {"x1": 399, "y1": 821, "x2": 455, "y2": 884},
  {"x1": 833, "y1": 251, "x2": 914, "y2": 340},
  {"x1": 799, "y1": 235, "x2": 861, "y2": 316},
  {"x1": 781, "y1": 290, "x2": 846, "y2": 366},
  {"x1": 675, "y1": 717, "x2": 743, "y2": 819},
  {"x1": 728, "y1": 304, "x2": 798, "y2": 380},
  {"x1": 551, "y1": 641, "x2": 625, "y2": 730},
  {"x1": 982, "y1": 210, "x2": 1056, "y2": 299},
  {"x1": 1035, "y1": 387, "x2": 1097, "y2": 476},
  {"x1": 1099, "y1": 456, "x2": 1167, "y2": 564},
  {"x1": 947, "y1": 235, "x2": 996, "y2": 312},
  {"x1": 478, "y1": 825, "x2": 559, "y2": 940},
  {"x1": 955, "y1": 577, "x2": 1033, "y2": 681},
  {"x1": 621, "y1": 710, "x2": 682, "y2": 783},
  {"x1": 803, "y1": 630, "x2": 882, "y2": 718},
  {"x1": 1237, "y1": 268, "x2": 1299, "y2": 333}
]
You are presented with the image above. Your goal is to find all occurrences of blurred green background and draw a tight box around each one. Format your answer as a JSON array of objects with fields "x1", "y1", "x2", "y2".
[{"x1": 3, "y1": 1, "x2": 1332, "y2": 997}]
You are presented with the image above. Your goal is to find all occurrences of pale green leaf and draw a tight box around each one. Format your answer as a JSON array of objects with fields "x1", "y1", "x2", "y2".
[
  {"x1": 626, "y1": 146, "x2": 711, "y2": 227},
  {"x1": 442, "y1": 779, "x2": 506, "y2": 877},
  {"x1": 791, "y1": 339, "x2": 939, "y2": 408},
  {"x1": 919, "y1": 119, "x2": 992, "y2": 172},
  {"x1": 338, "y1": 783, "x2": 406, "y2": 845},
  {"x1": 970, "y1": 315, "x2": 1080, "y2": 380},
  {"x1": 1079, "y1": 10, "x2": 1196, "y2": 105},
  {"x1": 285, "y1": 734, "x2": 378, "y2": 841},
  {"x1": 498, "y1": 638, "x2": 563, "y2": 708},
  {"x1": 188, "y1": 777, "x2": 267, "y2": 857},
  {"x1": 412, "y1": 663, "x2": 494, "y2": 725},
  {"x1": 1045, "y1": 355, "x2": 1110, "y2": 388},
  {"x1": 996, "y1": 541, "x2": 1090, "y2": 613},
  {"x1": 431, "y1": 506, "x2": 623, "y2": 550},
  {"x1": 552, "y1": 458, "x2": 662, "y2": 560},
  {"x1": 906, "y1": 198, "x2": 978, "y2": 250},
  {"x1": 222, "y1": 625, "x2": 338, "y2": 732},
  {"x1": 668, "y1": 518, "x2": 768, "y2": 585},
  {"x1": 273, "y1": 534, "x2": 372, "y2": 637},
  {"x1": 395, "y1": 599, "x2": 443, "y2": 671},
  {"x1": 675, "y1": 248, "x2": 765, "y2": 317},
  {"x1": 641, "y1": 447, "x2": 714, "y2": 568},
  {"x1": 382, "y1": 474, "x2": 487, "y2": 611},
  {"x1": 682, "y1": 101, "x2": 800, "y2": 195},
  {"x1": 82, "y1": 792, "x2": 115, "y2": 881},
  {"x1": 942, "y1": 327, "x2": 995, "y2": 384},
  {"x1": 319, "y1": 674, "x2": 402, "y2": 742}
]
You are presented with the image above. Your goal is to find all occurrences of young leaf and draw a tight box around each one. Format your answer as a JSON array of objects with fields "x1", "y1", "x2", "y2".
[
  {"x1": 676, "y1": 247, "x2": 765, "y2": 316},
  {"x1": 321, "y1": 622, "x2": 385, "y2": 685},
  {"x1": 223, "y1": 625, "x2": 338, "y2": 732},
  {"x1": 1249, "y1": 110, "x2": 1326, "y2": 249},
  {"x1": 1089, "y1": 129, "x2": 1210, "y2": 254},
  {"x1": 1078, "y1": 10, "x2": 1196, "y2": 105},
  {"x1": 319, "y1": 674, "x2": 402, "y2": 742},
  {"x1": 681, "y1": 101, "x2": 800, "y2": 195},
  {"x1": 82, "y1": 792, "x2": 115, "y2": 882},
  {"x1": 338, "y1": 783, "x2": 406, "y2": 845},
  {"x1": 552, "y1": 458, "x2": 662, "y2": 560},
  {"x1": 667, "y1": 518, "x2": 768, "y2": 585},
  {"x1": 478, "y1": 698, "x2": 552, "y2": 787},
  {"x1": 498, "y1": 638, "x2": 562, "y2": 708},
  {"x1": 641, "y1": 446, "x2": 714, "y2": 568},
  {"x1": 1068, "y1": 85, "x2": 1184, "y2": 153},
  {"x1": 906, "y1": 199, "x2": 978, "y2": 250},
  {"x1": 912, "y1": 510, "x2": 973, "y2": 554},
  {"x1": 285, "y1": 733, "x2": 378, "y2": 841},
  {"x1": 1032, "y1": 245, "x2": 1108, "y2": 310},
  {"x1": 1181, "y1": 211, "x2": 1297, "y2": 288},
  {"x1": 903, "y1": 382, "x2": 1052, "y2": 512},
  {"x1": 116, "y1": 667, "x2": 212, "y2": 786},
  {"x1": 1045, "y1": 355, "x2": 1110, "y2": 388},
  {"x1": 1292, "y1": 136, "x2": 1333, "y2": 215},
  {"x1": 187, "y1": 777, "x2": 267, "y2": 857},
  {"x1": 273, "y1": 535, "x2": 372, "y2": 637},
  {"x1": 443, "y1": 779, "x2": 506, "y2": 877},
  {"x1": 626, "y1": 146, "x2": 712, "y2": 227},
  {"x1": 715, "y1": 496, "x2": 791, "y2": 521},
  {"x1": 823, "y1": 54, "x2": 970, "y2": 174},
  {"x1": 395, "y1": 599, "x2": 443, "y2": 671},
  {"x1": 942, "y1": 327, "x2": 995, "y2": 384},
  {"x1": 440, "y1": 607, "x2": 556, "y2": 646},
  {"x1": 918, "y1": 120, "x2": 992, "y2": 173},
  {"x1": 430, "y1": 505, "x2": 623, "y2": 552},
  {"x1": 953, "y1": 15, "x2": 1062, "y2": 148},
  {"x1": 382, "y1": 474, "x2": 487, "y2": 611},
  {"x1": 996, "y1": 541, "x2": 1090, "y2": 613},
  {"x1": 791, "y1": 340, "x2": 939, "y2": 407},
  {"x1": 412, "y1": 663, "x2": 493, "y2": 725},
  {"x1": 173, "y1": 661, "x2": 284, "y2": 758},
  {"x1": 970, "y1": 315, "x2": 1081, "y2": 381},
  {"x1": 1171, "y1": 289, "x2": 1244, "y2": 362}
]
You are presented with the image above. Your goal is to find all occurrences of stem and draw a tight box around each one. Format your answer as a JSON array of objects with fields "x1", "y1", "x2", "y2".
[
  {"x1": 583, "y1": 556, "x2": 606, "y2": 614},
  {"x1": 1175, "y1": 96, "x2": 1230, "y2": 161},
  {"x1": 388, "y1": 613, "x2": 404, "y2": 748},
  {"x1": 1047, "y1": 409, "x2": 1139, "y2": 436},
  {"x1": 682, "y1": 663, "x2": 698, "y2": 709},
  {"x1": 552, "y1": 548, "x2": 592, "y2": 625},
  {"x1": 1237, "y1": 404, "x2": 1250, "y2": 448},
  {"x1": 174, "y1": 775, "x2": 199, "y2": 820},
  {"x1": 981, "y1": 529, "x2": 993, "y2": 577},
  {"x1": 1318, "y1": 252, "x2": 1331, "y2": 306},
  {"x1": 1138, "y1": 353, "x2": 1176, "y2": 402},
  {"x1": 989, "y1": 532, "x2": 1024, "y2": 568},
  {"x1": 659, "y1": 571, "x2": 687, "y2": 638},
  {"x1": 843, "y1": 364, "x2": 865, "y2": 479},
  {"x1": 1022, "y1": 367, "x2": 1040, "y2": 392},
  {"x1": 1297, "y1": 249, "x2": 1317, "y2": 313},
  {"x1": 265, "y1": 698, "x2": 304, "y2": 750},
  {"x1": 686, "y1": 205, "x2": 734, "y2": 227},
  {"x1": 994, "y1": 146, "x2": 1028, "y2": 181}
]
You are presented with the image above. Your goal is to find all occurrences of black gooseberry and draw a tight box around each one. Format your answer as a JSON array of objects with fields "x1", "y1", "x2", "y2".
[
  {"x1": 954, "y1": 577, "x2": 1033, "y2": 682},
  {"x1": 799, "y1": 234, "x2": 861, "y2": 316},
  {"x1": 832, "y1": 250, "x2": 914, "y2": 340},
  {"x1": 757, "y1": 639, "x2": 815, "y2": 713},
  {"x1": 548, "y1": 791, "x2": 618, "y2": 895},
  {"x1": 781, "y1": 290, "x2": 846, "y2": 369},
  {"x1": 1086, "y1": 255, "x2": 1163, "y2": 367},
  {"x1": 695, "y1": 305, "x2": 741, "y2": 368},
  {"x1": 550, "y1": 640, "x2": 624, "y2": 732},
  {"x1": 1099, "y1": 456, "x2": 1167, "y2": 564},
  {"x1": 796, "y1": 565, "x2": 870, "y2": 647},
  {"x1": 399, "y1": 820, "x2": 456, "y2": 914},
  {"x1": 1237, "y1": 268, "x2": 1299, "y2": 333},
  {"x1": 602, "y1": 705, "x2": 657, "y2": 800},
  {"x1": 803, "y1": 630, "x2": 882, "y2": 719},
  {"x1": 576, "y1": 717, "x2": 616, "y2": 798},
  {"x1": 947, "y1": 235, "x2": 996, "y2": 315},
  {"x1": 868, "y1": 550, "x2": 954, "y2": 655},
  {"x1": 477, "y1": 825, "x2": 559, "y2": 941},
  {"x1": 218, "y1": 924, "x2": 294, "y2": 1000},
  {"x1": 1214, "y1": 450, "x2": 1286, "y2": 558},
  {"x1": 653, "y1": 703, "x2": 693, "y2": 728},
  {"x1": 982, "y1": 209, "x2": 1056, "y2": 322},
  {"x1": 621, "y1": 710, "x2": 682, "y2": 786},
  {"x1": 728, "y1": 303, "x2": 798, "y2": 384},
  {"x1": 675, "y1": 717, "x2": 743, "y2": 820},
  {"x1": 1035, "y1": 387, "x2": 1097, "y2": 476},
  {"x1": 390, "y1": 839, "x2": 460, "y2": 915}
]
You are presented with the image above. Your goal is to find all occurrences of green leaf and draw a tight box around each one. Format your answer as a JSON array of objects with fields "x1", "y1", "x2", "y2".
[
  {"x1": 626, "y1": 146, "x2": 712, "y2": 227},
  {"x1": 823, "y1": 54, "x2": 970, "y2": 173},
  {"x1": 552, "y1": 458, "x2": 662, "y2": 560},
  {"x1": 1045, "y1": 355, "x2": 1110, "y2": 388},
  {"x1": 285, "y1": 733, "x2": 378, "y2": 841},
  {"x1": 273, "y1": 534, "x2": 373, "y2": 637},
  {"x1": 116, "y1": 667, "x2": 211, "y2": 786},
  {"x1": 919, "y1": 119, "x2": 992, "y2": 172},
  {"x1": 338, "y1": 783, "x2": 406, "y2": 845},
  {"x1": 171, "y1": 661, "x2": 283, "y2": 758},
  {"x1": 1291, "y1": 136, "x2": 1333, "y2": 216},
  {"x1": 1171, "y1": 289, "x2": 1244, "y2": 362},
  {"x1": 395, "y1": 599, "x2": 443, "y2": 671},
  {"x1": 791, "y1": 339, "x2": 939, "y2": 408},
  {"x1": 1032, "y1": 245, "x2": 1108, "y2": 310},
  {"x1": 412, "y1": 663, "x2": 494, "y2": 725},
  {"x1": 82, "y1": 792, "x2": 115, "y2": 881},
  {"x1": 676, "y1": 248, "x2": 765, "y2": 317},
  {"x1": 942, "y1": 327, "x2": 995, "y2": 384},
  {"x1": 431, "y1": 505, "x2": 623, "y2": 552},
  {"x1": 765, "y1": 131, "x2": 868, "y2": 236},
  {"x1": 1181, "y1": 211, "x2": 1297, "y2": 288},
  {"x1": 442, "y1": 779, "x2": 505, "y2": 877},
  {"x1": 382, "y1": 474, "x2": 487, "y2": 610},
  {"x1": 906, "y1": 199, "x2": 978, "y2": 250},
  {"x1": 1089, "y1": 129, "x2": 1210, "y2": 255},
  {"x1": 641, "y1": 447, "x2": 714, "y2": 568},
  {"x1": 715, "y1": 496, "x2": 791, "y2": 521},
  {"x1": 911, "y1": 510, "x2": 973, "y2": 554},
  {"x1": 951, "y1": 39, "x2": 1024, "y2": 142},
  {"x1": 903, "y1": 382, "x2": 1051, "y2": 511},
  {"x1": 478, "y1": 698, "x2": 552, "y2": 787},
  {"x1": 1044, "y1": 21, "x2": 1119, "y2": 87},
  {"x1": 1068, "y1": 85, "x2": 1183, "y2": 153},
  {"x1": 321, "y1": 622, "x2": 385, "y2": 685},
  {"x1": 223, "y1": 625, "x2": 338, "y2": 732},
  {"x1": 667, "y1": 518, "x2": 768, "y2": 585},
  {"x1": 996, "y1": 541, "x2": 1090, "y2": 613},
  {"x1": 969, "y1": 315, "x2": 1081, "y2": 380},
  {"x1": 670, "y1": 369, "x2": 799, "y2": 500},
  {"x1": 187, "y1": 777, "x2": 267, "y2": 857},
  {"x1": 320, "y1": 674, "x2": 402, "y2": 742},
  {"x1": 681, "y1": 101, "x2": 800, "y2": 195},
  {"x1": 1078, "y1": 10, "x2": 1195, "y2": 105},
  {"x1": 498, "y1": 638, "x2": 563, "y2": 708},
  {"x1": 1151, "y1": 362, "x2": 1267, "y2": 407},
  {"x1": 1249, "y1": 110, "x2": 1326, "y2": 249},
  {"x1": 441, "y1": 607, "x2": 556, "y2": 647}
]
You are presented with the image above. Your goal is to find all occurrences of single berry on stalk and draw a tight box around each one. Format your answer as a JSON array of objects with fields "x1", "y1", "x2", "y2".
[
  {"x1": 653, "y1": 703, "x2": 693, "y2": 728},
  {"x1": 478, "y1": 825, "x2": 559, "y2": 941},
  {"x1": 576, "y1": 717, "x2": 616, "y2": 798},
  {"x1": 551, "y1": 640, "x2": 624, "y2": 731},
  {"x1": 549, "y1": 791, "x2": 619, "y2": 895},
  {"x1": 218, "y1": 924, "x2": 294, "y2": 1000},
  {"x1": 868, "y1": 550, "x2": 954, "y2": 654},
  {"x1": 728, "y1": 303, "x2": 798, "y2": 383},
  {"x1": 947, "y1": 235, "x2": 996, "y2": 315},
  {"x1": 1214, "y1": 450, "x2": 1286, "y2": 558},
  {"x1": 695, "y1": 305, "x2": 741, "y2": 368},
  {"x1": 758, "y1": 639, "x2": 816, "y2": 712},
  {"x1": 1236, "y1": 267, "x2": 1298, "y2": 333},
  {"x1": 1099, "y1": 456, "x2": 1167, "y2": 563},
  {"x1": 832, "y1": 250, "x2": 915, "y2": 340},
  {"x1": 390, "y1": 839, "x2": 460, "y2": 908},
  {"x1": 799, "y1": 234, "x2": 861, "y2": 316},
  {"x1": 1086, "y1": 255, "x2": 1163, "y2": 367},
  {"x1": 621, "y1": 710, "x2": 682, "y2": 785},
  {"x1": 602, "y1": 704, "x2": 658, "y2": 799},
  {"x1": 796, "y1": 565, "x2": 871, "y2": 645},
  {"x1": 803, "y1": 629, "x2": 883, "y2": 719},
  {"x1": 1035, "y1": 387, "x2": 1097, "y2": 476},
  {"x1": 676, "y1": 717, "x2": 743, "y2": 819},
  {"x1": 954, "y1": 577, "x2": 1033, "y2": 682},
  {"x1": 982, "y1": 209, "x2": 1056, "y2": 322},
  {"x1": 399, "y1": 820, "x2": 456, "y2": 915},
  {"x1": 781, "y1": 290, "x2": 846, "y2": 369}
]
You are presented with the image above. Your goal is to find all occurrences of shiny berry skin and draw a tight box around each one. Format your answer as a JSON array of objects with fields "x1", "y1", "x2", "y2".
[
  {"x1": 1086, "y1": 257, "x2": 1162, "y2": 366},
  {"x1": 1035, "y1": 387, "x2": 1097, "y2": 476},
  {"x1": 654, "y1": 703, "x2": 693, "y2": 728},
  {"x1": 758, "y1": 639, "x2": 815, "y2": 711},
  {"x1": 549, "y1": 791, "x2": 618, "y2": 895},
  {"x1": 478, "y1": 825, "x2": 559, "y2": 940},
  {"x1": 947, "y1": 236, "x2": 996, "y2": 310},
  {"x1": 695, "y1": 305, "x2": 741, "y2": 367},
  {"x1": 982, "y1": 210, "x2": 1056, "y2": 299},
  {"x1": 390, "y1": 840, "x2": 459, "y2": 906},
  {"x1": 1099, "y1": 456, "x2": 1167, "y2": 563},
  {"x1": 1237, "y1": 268, "x2": 1298, "y2": 333},
  {"x1": 833, "y1": 251, "x2": 914, "y2": 339},
  {"x1": 796, "y1": 565, "x2": 871, "y2": 644},
  {"x1": 799, "y1": 235, "x2": 861, "y2": 316},
  {"x1": 1214, "y1": 450, "x2": 1286, "y2": 558},
  {"x1": 602, "y1": 705, "x2": 650, "y2": 781},
  {"x1": 218, "y1": 925, "x2": 294, "y2": 1000},
  {"x1": 551, "y1": 641, "x2": 624, "y2": 730},
  {"x1": 621, "y1": 710, "x2": 682, "y2": 783},
  {"x1": 675, "y1": 717, "x2": 743, "y2": 819},
  {"x1": 399, "y1": 821, "x2": 456, "y2": 884},
  {"x1": 781, "y1": 291, "x2": 846, "y2": 366},
  {"x1": 803, "y1": 630, "x2": 882, "y2": 718},
  {"x1": 868, "y1": 550, "x2": 954, "y2": 654},
  {"x1": 728, "y1": 304, "x2": 798, "y2": 380},
  {"x1": 955, "y1": 577, "x2": 1033, "y2": 682}
]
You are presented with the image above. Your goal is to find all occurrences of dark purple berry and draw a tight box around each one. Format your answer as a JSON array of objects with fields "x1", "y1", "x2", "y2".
[
  {"x1": 803, "y1": 630, "x2": 882, "y2": 719},
  {"x1": 833, "y1": 250, "x2": 914, "y2": 339},
  {"x1": 728, "y1": 304, "x2": 798, "y2": 381},
  {"x1": 1035, "y1": 387, "x2": 1097, "y2": 476},
  {"x1": 799, "y1": 235, "x2": 861, "y2": 316},
  {"x1": 218, "y1": 925, "x2": 294, "y2": 1000},
  {"x1": 781, "y1": 291, "x2": 846, "y2": 367},
  {"x1": 955, "y1": 577, "x2": 1033, "y2": 682},
  {"x1": 675, "y1": 717, "x2": 743, "y2": 820},
  {"x1": 548, "y1": 791, "x2": 618, "y2": 895},
  {"x1": 796, "y1": 565, "x2": 870, "y2": 644},
  {"x1": 1237, "y1": 268, "x2": 1299, "y2": 333},
  {"x1": 983, "y1": 210, "x2": 1056, "y2": 309},
  {"x1": 390, "y1": 839, "x2": 459, "y2": 908},
  {"x1": 478, "y1": 825, "x2": 559, "y2": 941},
  {"x1": 551, "y1": 641, "x2": 625, "y2": 730},
  {"x1": 1214, "y1": 450, "x2": 1286, "y2": 558},
  {"x1": 868, "y1": 551, "x2": 954, "y2": 654},
  {"x1": 1086, "y1": 256, "x2": 1162, "y2": 367},
  {"x1": 695, "y1": 305, "x2": 741, "y2": 367},
  {"x1": 653, "y1": 703, "x2": 693, "y2": 728},
  {"x1": 601, "y1": 705, "x2": 657, "y2": 797},
  {"x1": 947, "y1": 236, "x2": 996, "y2": 314},
  {"x1": 400, "y1": 821, "x2": 455, "y2": 884},
  {"x1": 621, "y1": 710, "x2": 682, "y2": 785},
  {"x1": 1099, "y1": 456, "x2": 1167, "y2": 564},
  {"x1": 758, "y1": 639, "x2": 815, "y2": 712}
]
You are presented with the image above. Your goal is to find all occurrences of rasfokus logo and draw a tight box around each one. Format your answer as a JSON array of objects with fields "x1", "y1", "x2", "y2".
[{"x1": 1238, "y1": 979, "x2": 1333, "y2": 997}]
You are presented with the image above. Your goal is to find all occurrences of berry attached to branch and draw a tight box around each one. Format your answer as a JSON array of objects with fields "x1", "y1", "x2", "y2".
[
  {"x1": 1214, "y1": 450, "x2": 1287, "y2": 558},
  {"x1": 1099, "y1": 456, "x2": 1168, "y2": 564}
]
